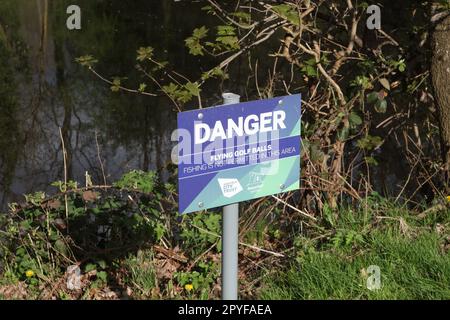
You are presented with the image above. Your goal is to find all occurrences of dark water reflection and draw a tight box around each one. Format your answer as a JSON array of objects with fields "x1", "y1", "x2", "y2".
[{"x1": 0, "y1": 0, "x2": 234, "y2": 208}]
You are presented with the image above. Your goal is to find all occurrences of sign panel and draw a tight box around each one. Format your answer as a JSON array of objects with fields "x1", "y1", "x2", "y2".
[{"x1": 177, "y1": 94, "x2": 301, "y2": 214}]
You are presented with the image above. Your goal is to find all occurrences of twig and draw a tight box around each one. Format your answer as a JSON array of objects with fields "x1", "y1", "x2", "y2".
[
  {"x1": 207, "y1": 0, "x2": 259, "y2": 30},
  {"x1": 88, "y1": 67, "x2": 157, "y2": 97},
  {"x1": 94, "y1": 130, "x2": 107, "y2": 187},
  {"x1": 271, "y1": 195, "x2": 317, "y2": 221},
  {"x1": 59, "y1": 127, "x2": 69, "y2": 233},
  {"x1": 188, "y1": 223, "x2": 285, "y2": 258}
]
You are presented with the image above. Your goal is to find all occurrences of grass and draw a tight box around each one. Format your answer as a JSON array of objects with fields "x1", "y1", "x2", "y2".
[
  {"x1": 259, "y1": 202, "x2": 450, "y2": 300},
  {"x1": 122, "y1": 250, "x2": 158, "y2": 298}
]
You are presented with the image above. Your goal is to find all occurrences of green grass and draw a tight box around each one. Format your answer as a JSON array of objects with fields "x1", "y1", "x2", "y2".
[
  {"x1": 122, "y1": 250, "x2": 158, "y2": 298},
  {"x1": 259, "y1": 203, "x2": 450, "y2": 300}
]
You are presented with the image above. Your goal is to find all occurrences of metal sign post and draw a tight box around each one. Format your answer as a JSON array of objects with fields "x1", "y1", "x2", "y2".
[{"x1": 221, "y1": 93, "x2": 240, "y2": 300}]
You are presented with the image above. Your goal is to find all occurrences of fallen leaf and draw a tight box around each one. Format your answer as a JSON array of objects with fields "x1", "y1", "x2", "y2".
[{"x1": 82, "y1": 190, "x2": 98, "y2": 202}]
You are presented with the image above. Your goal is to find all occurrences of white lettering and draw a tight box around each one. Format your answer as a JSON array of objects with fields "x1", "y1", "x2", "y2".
[
  {"x1": 194, "y1": 123, "x2": 210, "y2": 144},
  {"x1": 194, "y1": 111, "x2": 286, "y2": 144}
]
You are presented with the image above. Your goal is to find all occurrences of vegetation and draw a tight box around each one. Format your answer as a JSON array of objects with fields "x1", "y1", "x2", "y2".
[
  {"x1": 0, "y1": 0, "x2": 449, "y2": 300},
  {"x1": 261, "y1": 200, "x2": 450, "y2": 300},
  {"x1": 0, "y1": 171, "x2": 449, "y2": 299}
]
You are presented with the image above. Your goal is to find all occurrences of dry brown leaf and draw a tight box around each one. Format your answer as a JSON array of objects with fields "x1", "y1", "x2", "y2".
[
  {"x1": 43, "y1": 199, "x2": 61, "y2": 210},
  {"x1": 82, "y1": 190, "x2": 98, "y2": 202},
  {"x1": 155, "y1": 258, "x2": 179, "y2": 280}
]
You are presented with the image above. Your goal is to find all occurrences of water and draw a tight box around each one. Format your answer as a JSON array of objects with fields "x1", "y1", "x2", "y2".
[{"x1": 0, "y1": 0, "x2": 229, "y2": 208}]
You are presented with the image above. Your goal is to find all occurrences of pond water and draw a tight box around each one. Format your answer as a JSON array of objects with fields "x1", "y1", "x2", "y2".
[{"x1": 0, "y1": 0, "x2": 231, "y2": 208}]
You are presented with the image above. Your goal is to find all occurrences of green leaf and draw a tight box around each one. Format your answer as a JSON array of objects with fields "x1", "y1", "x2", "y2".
[
  {"x1": 54, "y1": 240, "x2": 68, "y2": 257},
  {"x1": 337, "y1": 127, "x2": 349, "y2": 141},
  {"x1": 114, "y1": 170, "x2": 157, "y2": 193},
  {"x1": 193, "y1": 26, "x2": 209, "y2": 39},
  {"x1": 184, "y1": 82, "x2": 201, "y2": 97},
  {"x1": 185, "y1": 38, "x2": 204, "y2": 56},
  {"x1": 366, "y1": 92, "x2": 379, "y2": 104},
  {"x1": 301, "y1": 58, "x2": 318, "y2": 78},
  {"x1": 349, "y1": 112, "x2": 362, "y2": 126},
  {"x1": 202, "y1": 67, "x2": 228, "y2": 81},
  {"x1": 138, "y1": 83, "x2": 147, "y2": 93},
  {"x1": 351, "y1": 75, "x2": 370, "y2": 89},
  {"x1": 136, "y1": 47, "x2": 154, "y2": 61},
  {"x1": 357, "y1": 135, "x2": 383, "y2": 151},
  {"x1": 185, "y1": 27, "x2": 209, "y2": 56},
  {"x1": 305, "y1": 65, "x2": 317, "y2": 77},
  {"x1": 85, "y1": 263, "x2": 96, "y2": 273},
  {"x1": 162, "y1": 82, "x2": 179, "y2": 96},
  {"x1": 374, "y1": 99, "x2": 387, "y2": 113},
  {"x1": 75, "y1": 55, "x2": 98, "y2": 68},
  {"x1": 272, "y1": 4, "x2": 300, "y2": 26},
  {"x1": 217, "y1": 25, "x2": 236, "y2": 36},
  {"x1": 97, "y1": 260, "x2": 107, "y2": 269},
  {"x1": 364, "y1": 156, "x2": 379, "y2": 166},
  {"x1": 97, "y1": 271, "x2": 107, "y2": 283},
  {"x1": 216, "y1": 36, "x2": 240, "y2": 50},
  {"x1": 215, "y1": 26, "x2": 240, "y2": 50}
]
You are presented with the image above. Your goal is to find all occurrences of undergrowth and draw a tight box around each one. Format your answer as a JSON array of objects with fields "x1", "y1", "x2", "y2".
[{"x1": 0, "y1": 171, "x2": 449, "y2": 300}]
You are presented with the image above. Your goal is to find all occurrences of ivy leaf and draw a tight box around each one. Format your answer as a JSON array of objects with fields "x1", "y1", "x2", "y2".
[
  {"x1": 301, "y1": 58, "x2": 318, "y2": 78},
  {"x1": 305, "y1": 65, "x2": 318, "y2": 77}
]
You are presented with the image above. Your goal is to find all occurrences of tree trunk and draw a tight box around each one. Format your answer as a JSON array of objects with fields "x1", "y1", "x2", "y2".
[{"x1": 431, "y1": 14, "x2": 450, "y2": 190}]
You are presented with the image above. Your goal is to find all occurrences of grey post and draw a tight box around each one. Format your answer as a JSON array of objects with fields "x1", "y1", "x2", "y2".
[{"x1": 221, "y1": 92, "x2": 240, "y2": 300}]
